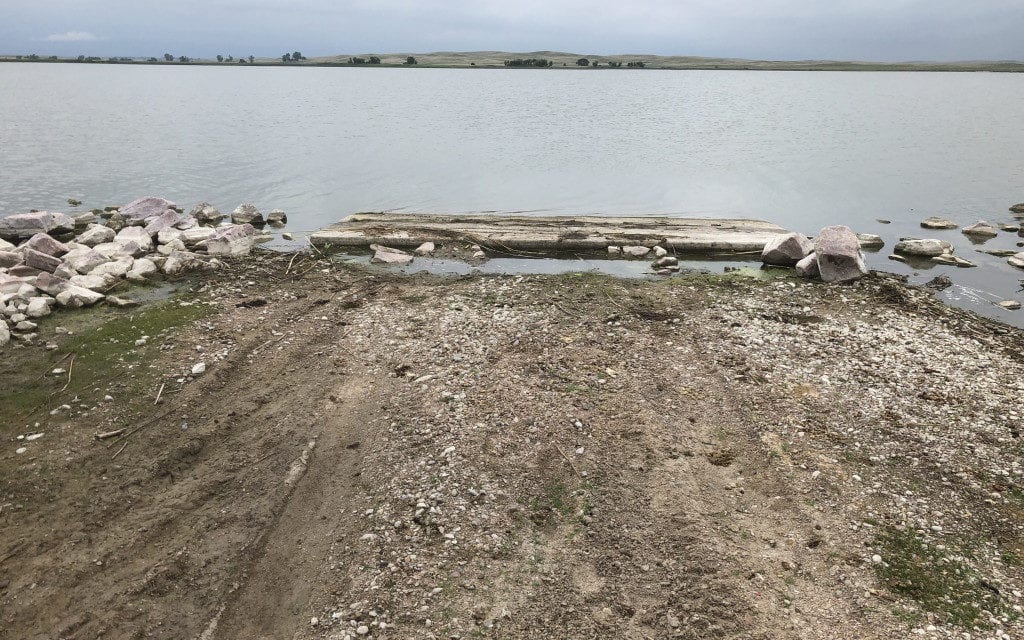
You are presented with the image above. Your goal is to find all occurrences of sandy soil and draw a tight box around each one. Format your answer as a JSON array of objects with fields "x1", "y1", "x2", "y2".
[{"x1": 2, "y1": 254, "x2": 1023, "y2": 640}]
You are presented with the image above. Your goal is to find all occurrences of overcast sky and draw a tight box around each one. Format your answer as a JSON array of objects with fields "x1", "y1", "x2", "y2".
[{"x1": 2, "y1": 0, "x2": 1022, "y2": 62}]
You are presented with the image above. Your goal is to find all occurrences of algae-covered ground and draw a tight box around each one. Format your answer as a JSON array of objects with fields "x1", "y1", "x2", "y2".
[{"x1": 1, "y1": 254, "x2": 1023, "y2": 640}]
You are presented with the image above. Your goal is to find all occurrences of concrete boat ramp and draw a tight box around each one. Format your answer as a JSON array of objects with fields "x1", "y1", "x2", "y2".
[{"x1": 310, "y1": 213, "x2": 786, "y2": 254}]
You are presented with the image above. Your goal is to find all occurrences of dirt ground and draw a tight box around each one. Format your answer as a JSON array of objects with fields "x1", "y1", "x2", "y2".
[{"x1": 2, "y1": 254, "x2": 1023, "y2": 640}]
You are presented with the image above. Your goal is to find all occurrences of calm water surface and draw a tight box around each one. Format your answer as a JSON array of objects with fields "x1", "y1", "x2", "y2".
[{"x1": 1, "y1": 64, "x2": 1023, "y2": 321}]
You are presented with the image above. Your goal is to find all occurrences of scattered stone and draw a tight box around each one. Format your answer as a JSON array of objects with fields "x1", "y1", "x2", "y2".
[
  {"x1": 144, "y1": 209, "x2": 189, "y2": 236},
  {"x1": 856, "y1": 233, "x2": 885, "y2": 249},
  {"x1": 191, "y1": 362, "x2": 207, "y2": 375},
  {"x1": 998, "y1": 300, "x2": 1021, "y2": 310},
  {"x1": 961, "y1": 221, "x2": 999, "y2": 238},
  {"x1": 118, "y1": 197, "x2": 177, "y2": 220},
  {"x1": 0, "y1": 211, "x2": 75, "y2": 241},
  {"x1": 925, "y1": 275, "x2": 953, "y2": 290},
  {"x1": 70, "y1": 273, "x2": 113, "y2": 291},
  {"x1": 1010, "y1": 203, "x2": 1024, "y2": 213},
  {"x1": 1008, "y1": 253, "x2": 1024, "y2": 270},
  {"x1": 370, "y1": 245, "x2": 413, "y2": 265},
  {"x1": 231, "y1": 204, "x2": 264, "y2": 226},
  {"x1": 607, "y1": 246, "x2": 621, "y2": 255},
  {"x1": 920, "y1": 216, "x2": 957, "y2": 230},
  {"x1": 652, "y1": 256, "x2": 678, "y2": 269},
  {"x1": 15, "y1": 320, "x2": 37, "y2": 331},
  {"x1": 653, "y1": 245, "x2": 668, "y2": 258},
  {"x1": 0, "y1": 321, "x2": 8, "y2": 346},
  {"x1": 105, "y1": 295, "x2": 139, "y2": 308},
  {"x1": 762, "y1": 232, "x2": 814, "y2": 266},
  {"x1": 34, "y1": 272, "x2": 69, "y2": 296},
  {"x1": 267, "y1": 209, "x2": 287, "y2": 225},
  {"x1": 63, "y1": 248, "x2": 109, "y2": 274},
  {"x1": 795, "y1": 252, "x2": 819, "y2": 277},
  {"x1": 814, "y1": 225, "x2": 867, "y2": 283},
  {"x1": 414, "y1": 242, "x2": 435, "y2": 256},
  {"x1": 206, "y1": 224, "x2": 257, "y2": 257},
  {"x1": 979, "y1": 248, "x2": 1018, "y2": 257},
  {"x1": 126, "y1": 258, "x2": 158, "y2": 282},
  {"x1": 894, "y1": 238, "x2": 949, "y2": 257},
  {"x1": 998, "y1": 222, "x2": 1020, "y2": 233},
  {"x1": 622, "y1": 245, "x2": 650, "y2": 257},
  {"x1": 876, "y1": 218, "x2": 891, "y2": 224},
  {"x1": 282, "y1": 232, "x2": 294, "y2": 241}
]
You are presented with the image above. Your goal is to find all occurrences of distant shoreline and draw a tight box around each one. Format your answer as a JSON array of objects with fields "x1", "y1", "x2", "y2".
[{"x1": 2, "y1": 54, "x2": 1023, "y2": 73}]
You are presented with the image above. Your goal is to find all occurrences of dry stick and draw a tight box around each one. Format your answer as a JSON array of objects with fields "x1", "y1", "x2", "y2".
[
  {"x1": 94, "y1": 428, "x2": 126, "y2": 440},
  {"x1": 59, "y1": 355, "x2": 75, "y2": 392},
  {"x1": 153, "y1": 382, "x2": 165, "y2": 405},
  {"x1": 553, "y1": 443, "x2": 583, "y2": 478},
  {"x1": 285, "y1": 251, "x2": 300, "y2": 275}
]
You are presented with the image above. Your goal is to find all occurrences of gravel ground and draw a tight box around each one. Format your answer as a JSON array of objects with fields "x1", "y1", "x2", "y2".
[{"x1": 1, "y1": 254, "x2": 1022, "y2": 640}]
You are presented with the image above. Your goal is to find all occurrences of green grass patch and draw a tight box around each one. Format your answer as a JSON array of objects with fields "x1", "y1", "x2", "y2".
[
  {"x1": 875, "y1": 527, "x2": 1007, "y2": 628},
  {"x1": 0, "y1": 297, "x2": 214, "y2": 430}
]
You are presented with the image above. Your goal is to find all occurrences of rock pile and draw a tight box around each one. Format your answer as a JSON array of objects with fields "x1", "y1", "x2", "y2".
[
  {"x1": 0, "y1": 197, "x2": 283, "y2": 348},
  {"x1": 759, "y1": 227, "x2": 868, "y2": 283}
]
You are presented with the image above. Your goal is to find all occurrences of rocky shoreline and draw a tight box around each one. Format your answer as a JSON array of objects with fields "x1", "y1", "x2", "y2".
[{"x1": 0, "y1": 197, "x2": 285, "y2": 348}]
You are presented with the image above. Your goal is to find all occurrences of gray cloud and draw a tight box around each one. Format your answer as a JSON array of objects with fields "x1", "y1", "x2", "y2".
[{"x1": 2, "y1": 0, "x2": 1022, "y2": 61}]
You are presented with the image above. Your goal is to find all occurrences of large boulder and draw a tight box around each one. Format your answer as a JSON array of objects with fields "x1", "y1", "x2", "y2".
[
  {"x1": 114, "y1": 226, "x2": 154, "y2": 252},
  {"x1": 0, "y1": 250, "x2": 22, "y2": 268},
  {"x1": 894, "y1": 238, "x2": 949, "y2": 257},
  {"x1": 1010, "y1": 203, "x2": 1024, "y2": 214},
  {"x1": 126, "y1": 258, "x2": 158, "y2": 282},
  {"x1": 267, "y1": 209, "x2": 287, "y2": 225},
  {"x1": 118, "y1": 197, "x2": 176, "y2": 220},
  {"x1": 34, "y1": 272, "x2": 69, "y2": 296},
  {"x1": 761, "y1": 232, "x2": 813, "y2": 266},
  {"x1": 1009, "y1": 253, "x2": 1024, "y2": 270},
  {"x1": 206, "y1": 224, "x2": 257, "y2": 256},
  {"x1": 856, "y1": 233, "x2": 885, "y2": 249},
  {"x1": 178, "y1": 227, "x2": 216, "y2": 246},
  {"x1": 0, "y1": 211, "x2": 75, "y2": 241},
  {"x1": 75, "y1": 223, "x2": 116, "y2": 247},
  {"x1": 23, "y1": 249, "x2": 61, "y2": 273},
  {"x1": 91, "y1": 258, "x2": 134, "y2": 279},
  {"x1": 162, "y1": 250, "x2": 205, "y2": 275},
  {"x1": 63, "y1": 247, "x2": 110, "y2": 274},
  {"x1": 56, "y1": 285, "x2": 104, "y2": 307},
  {"x1": 0, "y1": 238, "x2": 15, "y2": 251},
  {"x1": 813, "y1": 225, "x2": 867, "y2": 283},
  {"x1": 26, "y1": 296, "x2": 54, "y2": 318},
  {"x1": 24, "y1": 233, "x2": 69, "y2": 257},
  {"x1": 231, "y1": 204, "x2": 264, "y2": 226},
  {"x1": 144, "y1": 209, "x2": 189, "y2": 236}
]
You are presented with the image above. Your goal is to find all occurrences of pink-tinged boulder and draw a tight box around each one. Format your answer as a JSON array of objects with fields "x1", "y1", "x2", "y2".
[
  {"x1": 761, "y1": 232, "x2": 814, "y2": 266},
  {"x1": 63, "y1": 247, "x2": 110, "y2": 274},
  {"x1": 115, "y1": 226, "x2": 154, "y2": 252},
  {"x1": 795, "y1": 252, "x2": 820, "y2": 278},
  {"x1": 24, "y1": 249, "x2": 62, "y2": 273},
  {"x1": 24, "y1": 233, "x2": 69, "y2": 257},
  {"x1": 118, "y1": 197, "x2": 177, "y2": 220},
  {"x1": 162, "y1": 250, "x2": 205, "y2": 275},
  {"x1": 813, "y1": 225, "x2": 867, "y2": 283},
  {"x1": 0, "y1": 250, "x2": 22, "y2": 268},
  {"x1": 206, "y1": 224, "x2": 257, "y2": 256},
  {"x1": 34, "y1": 272, "x2": 69, "y2": 296},
  {"x1": 75, "y1": 224, "x2": 116, "y2": 247},
  {"x1": 0, "y1": 211, "x2": 75, "y2": 241},
  {"x1": 144, "y1": 209, "x2": 192, "y2": 236}
]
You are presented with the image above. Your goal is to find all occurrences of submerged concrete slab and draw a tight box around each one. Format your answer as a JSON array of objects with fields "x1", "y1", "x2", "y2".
[{"x1": 310, "y1": 213, "x2": 787, "y2": 254}]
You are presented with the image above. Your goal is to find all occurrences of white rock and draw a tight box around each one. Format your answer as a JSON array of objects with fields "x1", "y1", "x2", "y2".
[
  {"x1": 206, "y1": 224, "x2": 257, "y2": 257},
  {"x1": 414, "y1": 241, "x2": 435, "y2": 256},
  {"x1": 75, "y1": 224, "x2": 115, "y2": 247},
  {"x1": 55, "y1": 285, "x2": 104, "y2": 307},
  {"x1": 894, "y1": 238, "x2": 949, "y2": 257},
  {"x1": 26, "y1": 297, "x2": 54, "y2": 318},
  {"x1": 370, "y1": 245, "x2": 413, "y2": 265},
  {"x1": 115, "y1": 226, "x2": 154, "y2": 252},
  {"x1": 192, "y1": 362, "x2": 207, "y2": 375},
  {"x1": 622, "y1": 245, "x2": 650, "y2": 257},
  {"x1": 126, "y1": 258, "x2": 158, "y2": 282}
]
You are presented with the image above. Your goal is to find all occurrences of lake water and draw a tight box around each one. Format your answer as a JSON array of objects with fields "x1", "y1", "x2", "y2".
[{"x1": 1, "y1": 64, "x2": 1023, "y2": 322}]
